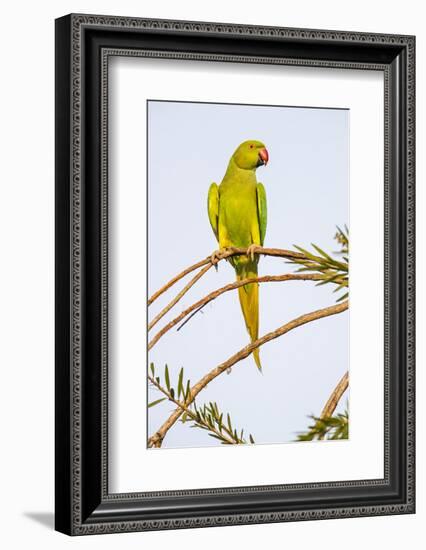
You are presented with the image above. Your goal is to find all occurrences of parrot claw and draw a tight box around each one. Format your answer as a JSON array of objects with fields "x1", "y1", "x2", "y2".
[
  {"x1": 246, "y1": 244, "x2": 258, "y2": 262},
  {"x1": 210, "y1": 248, "x2": 226, "y2": 269}
]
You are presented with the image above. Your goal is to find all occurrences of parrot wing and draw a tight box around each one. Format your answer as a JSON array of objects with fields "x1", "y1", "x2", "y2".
[
  {"x1": 256, "y1": 182, "x2": 267, "y2": 246},
  {"x1": 207, "y1": 182, "x2": 219, "y2": 241}
]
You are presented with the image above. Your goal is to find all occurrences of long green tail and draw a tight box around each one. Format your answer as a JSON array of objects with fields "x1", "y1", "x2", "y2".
[{"x1": 235, "y1": 259, "x2": 262, "y2": 371}]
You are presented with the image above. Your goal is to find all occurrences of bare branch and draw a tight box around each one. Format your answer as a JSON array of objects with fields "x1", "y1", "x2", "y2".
[
  {"x1": 148, "y1": 246, "x2": 306, "y2": 308},
  {"x1": 148, "y1": 258, "x2": 211, "y2": 306},
  {"x1": 148, "y1": 272, "x2": 324, "y2": 350},
  {"x1": 148, "y1": 263, "x2": 212, "y2": 331},
  {"x1": 148, "y1": 300, "x2": 348, "y2": 447},
  {"x1": 320, "y1": 371, "x2": 349, "y2": 419}
]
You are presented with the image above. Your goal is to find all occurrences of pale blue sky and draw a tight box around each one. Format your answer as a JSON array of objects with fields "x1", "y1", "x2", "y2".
[{"x1": 147, "y1": 100, "x2": 349, "y2": 449}]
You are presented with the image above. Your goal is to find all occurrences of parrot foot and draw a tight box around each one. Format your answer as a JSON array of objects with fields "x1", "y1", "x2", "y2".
[
  {"x1": 210, "y1": 248, "x2": 226, "y2": 269},
  {"x1": 226, "y1": 367, "x2": 232, "y2": 375},
  {"x1": 246, "y1": 244, "x2": 259, "y2": 262}
]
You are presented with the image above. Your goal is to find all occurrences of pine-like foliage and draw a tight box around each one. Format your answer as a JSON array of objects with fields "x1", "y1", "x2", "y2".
[
  {"x1": 296, "y1": 409, "x2": 349, "y2": 441},
  {"x1": 288, "y1": 225, "x2": 349, "y2": 302}
]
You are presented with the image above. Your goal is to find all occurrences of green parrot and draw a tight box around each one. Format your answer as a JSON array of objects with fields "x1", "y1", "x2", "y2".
[{"x1": 208, "y1": 140, "x2": 268, "y2": 371}]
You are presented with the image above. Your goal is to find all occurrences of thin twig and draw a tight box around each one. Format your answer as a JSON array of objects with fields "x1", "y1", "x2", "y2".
[
  {"x1": 177, "y1": 304, "x2": 206, "y2": 332},
  {"x1": 148, "y1": 272, "x2": 323, "y2": 351},
  {"x1": 320, "y1": 371, "x2": 349, "y2": 419},
  {"x1": 148, "y1": 257, "x2": 211, "y2": 306},
  {"x1": 148, "y1": 246, "x2": 306, "y2": 308},
  {"x1": 148, "y1": 263, "x2": 212, "y2": 331},
  {"x1": 148, "y1": 300, "x2": 348, "y2": 447}
]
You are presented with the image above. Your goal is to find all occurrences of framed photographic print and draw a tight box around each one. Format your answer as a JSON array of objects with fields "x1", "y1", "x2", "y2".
[{"x1": 55, "y1": 14, "x2": 415, "y2": 535}]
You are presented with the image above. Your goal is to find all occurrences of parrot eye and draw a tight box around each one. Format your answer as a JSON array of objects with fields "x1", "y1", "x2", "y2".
[{"x1": 249, "y1": 144, "x2": 254, "y2": 149}]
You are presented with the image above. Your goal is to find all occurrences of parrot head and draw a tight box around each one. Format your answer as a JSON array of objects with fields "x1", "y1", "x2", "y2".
[{"x1": 232, "y1": 140, "x2": 269, "y2": 170}]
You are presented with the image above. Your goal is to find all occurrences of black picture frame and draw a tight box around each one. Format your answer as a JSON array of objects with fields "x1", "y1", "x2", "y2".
[{"x1": 55, "y1": 13, "x2": 415, "y2": 535}]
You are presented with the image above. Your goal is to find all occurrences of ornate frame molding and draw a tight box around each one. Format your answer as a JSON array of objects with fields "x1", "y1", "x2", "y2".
[{"x1": 55, "y1": 14, "x2": 415, "y2": 535}]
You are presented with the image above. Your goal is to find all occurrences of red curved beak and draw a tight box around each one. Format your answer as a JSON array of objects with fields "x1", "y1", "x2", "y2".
[{"x1": 259, "y1": 148, "x2": 269, "y2": 166}]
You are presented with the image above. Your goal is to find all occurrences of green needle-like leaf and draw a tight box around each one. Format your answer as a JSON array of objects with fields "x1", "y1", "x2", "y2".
[
  {"x1": 148, "y1": 397, "x2": 167, "y2": 408},
  {"x1": 227, "y1": 413, "x2": 232, "y2": 433},
  {"x1": 177, "y1": 368, "x2": 184, "y2": 398},
  {"x1": 164, "y1": 365, "x2": 170, "y2": 391}
]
